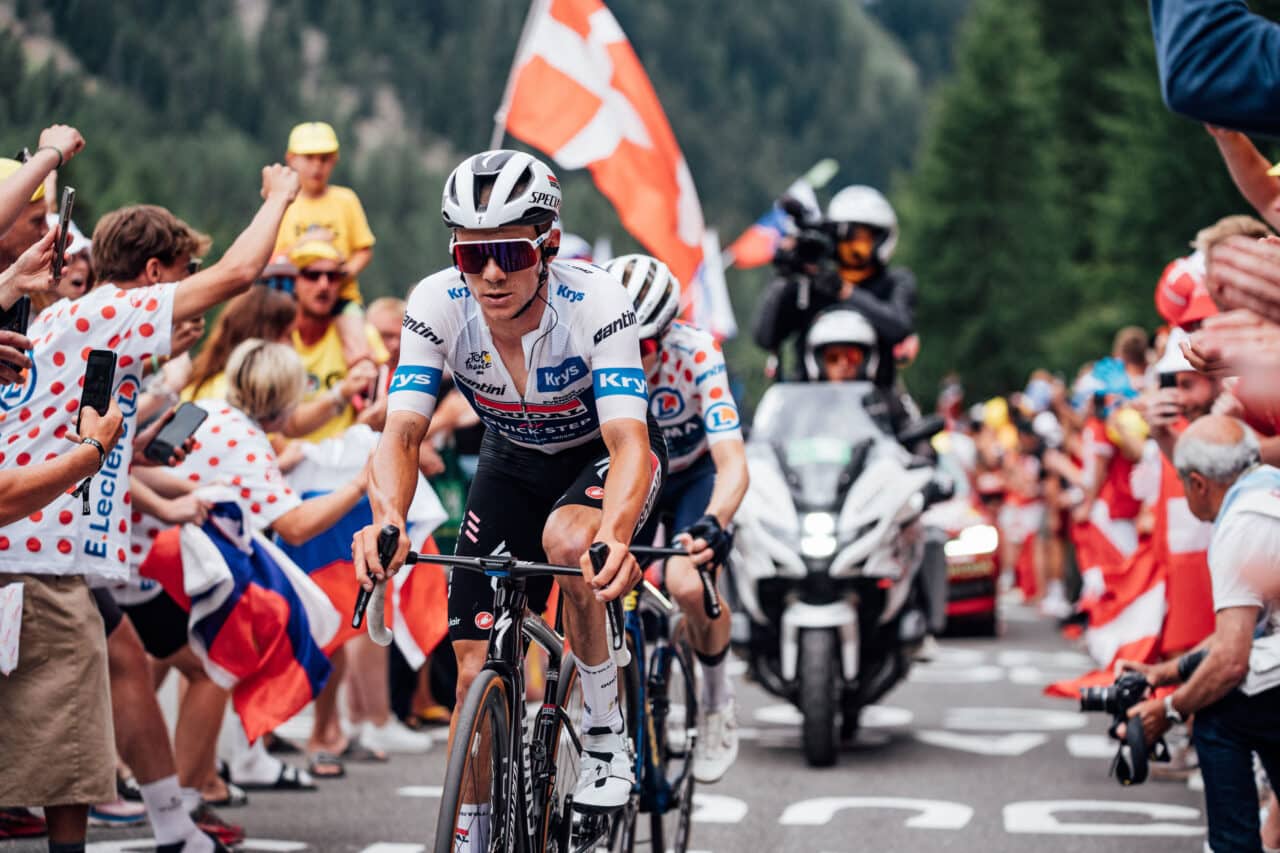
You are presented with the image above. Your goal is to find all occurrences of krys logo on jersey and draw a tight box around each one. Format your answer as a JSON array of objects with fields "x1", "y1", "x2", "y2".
[
  {"x1": 536, "y1": 357, "x2": 588, "y2": 392},
  {"x1": 594, "y1": 367, "x2": 647, "y2": 399},
  {"x1": 389, "y1": 365, "x2": 443, "y2": 397}
]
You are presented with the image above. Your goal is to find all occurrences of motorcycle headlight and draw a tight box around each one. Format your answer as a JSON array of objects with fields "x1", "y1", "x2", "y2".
[
  {"x1": 944, "y1": 524, "x2": 999, "y2": 559},
  {"x1": 800, "y1": 512, "x2": 838, "y2": 558}
]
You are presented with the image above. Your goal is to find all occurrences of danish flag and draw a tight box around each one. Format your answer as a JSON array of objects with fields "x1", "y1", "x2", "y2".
[{"x1": 501, "y1": 0, "x2": 706, "y2": 291}]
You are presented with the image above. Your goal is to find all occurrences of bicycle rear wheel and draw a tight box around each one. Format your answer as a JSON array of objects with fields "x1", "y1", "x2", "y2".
[
  {"x1": 433, "y1": 669, "x2": 514, "y2": 853},
  {"x1": 646, "y1": 636, "x2": 697, "y2": 853}
]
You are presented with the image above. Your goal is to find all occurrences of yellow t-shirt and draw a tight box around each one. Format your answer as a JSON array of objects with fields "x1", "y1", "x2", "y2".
[
  {"x1": 181, "y1": 372, "x2": 228, "y2": 403},
  {"x1": 292, "y1": 323, "x2": 388, "y2": 443},
  {"x1": 274, "y1": 185, "x2": 376, "y2": 304}
]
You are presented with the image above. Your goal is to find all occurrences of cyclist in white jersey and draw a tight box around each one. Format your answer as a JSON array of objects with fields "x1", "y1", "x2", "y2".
[
  {"x1": 352, "y1": 151, "x2": 665, "y2": 829},
  {"x1": 605, "y1": 255, "x2": 749, "y2": 783}
]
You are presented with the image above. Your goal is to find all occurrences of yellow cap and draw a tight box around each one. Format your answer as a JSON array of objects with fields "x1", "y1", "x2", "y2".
[
  {"x1": 0, "y1": 158, "x2": 46, "y2": 203},
  {"x1": 290, "y1": 238, "x2": 344, "y2": 269},
  {"x1": 287, "y1": 122, "x2": 340, "y2": 155}
]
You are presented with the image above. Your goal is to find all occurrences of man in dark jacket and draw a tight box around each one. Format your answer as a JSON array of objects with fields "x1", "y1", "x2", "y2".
[{"x1": 752, "y1": 185, "x2": 916, "y2": 389}]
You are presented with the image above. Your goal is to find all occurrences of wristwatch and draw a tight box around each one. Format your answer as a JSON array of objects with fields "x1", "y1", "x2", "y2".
[{"x1": 1163, "y1": 694, "x2": 1184, "y2": 724}]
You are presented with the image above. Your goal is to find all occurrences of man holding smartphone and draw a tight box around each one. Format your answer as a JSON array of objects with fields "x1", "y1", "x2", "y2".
[{"x1": 0, "y1": 163, "x2": 298, "y2": 853}]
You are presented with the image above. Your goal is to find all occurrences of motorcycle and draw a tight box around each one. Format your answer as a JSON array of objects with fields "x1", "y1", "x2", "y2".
[{"x1": 728, "y1": 381, "x2": 945, "y2": 766}]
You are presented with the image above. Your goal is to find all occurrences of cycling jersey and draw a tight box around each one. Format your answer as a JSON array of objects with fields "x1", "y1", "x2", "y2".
[
  {"x1": 389, "y1": 260, "x2": 648, "y2": 453},
  {"x1": 647, "y1": 322, "x2": 742, "y2": 473}
]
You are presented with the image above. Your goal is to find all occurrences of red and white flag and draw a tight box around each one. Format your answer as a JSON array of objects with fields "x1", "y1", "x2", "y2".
[{"x1": 499, "y1": 0, "x2": 706, "y2": 294}]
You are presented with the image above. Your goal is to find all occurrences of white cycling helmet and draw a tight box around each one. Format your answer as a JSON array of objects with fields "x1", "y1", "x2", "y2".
[
  {"x1": 827, "y1": 185, "x2": 899, "y2": 264},
  {"x1": 442, "y1": 149, "x2": 561, "y2": 230},
  {"x1": 604, "y1": 254, "x2": 681, "y2": 340},
  {"x1": 804, "y1": 308, "x2": 879, "y2": 381}
]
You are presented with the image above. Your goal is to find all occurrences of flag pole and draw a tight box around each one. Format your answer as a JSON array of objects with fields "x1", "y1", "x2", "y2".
[{"x1": 490, "y1": 0, "x2": 547, "y2": 150}]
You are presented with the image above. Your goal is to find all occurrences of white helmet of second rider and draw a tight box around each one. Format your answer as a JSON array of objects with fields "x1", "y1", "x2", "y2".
[
  {"x1": 604, "y1": 254, "x2": 682, "y2": 340},
  {"x1": 442, "y1": 149, "x2": 561, "y2": 229},
  {"x1": 827, "y1": 185, "x2": 898, "y2": 265},
  {"x1": 804, "y1": 309, "x2": 879, "y2": 381}
]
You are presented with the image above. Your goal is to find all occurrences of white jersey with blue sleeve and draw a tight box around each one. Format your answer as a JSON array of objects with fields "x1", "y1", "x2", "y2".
[
  {"x1": 388, "y1": 260, "x2": 649, "y2": 454},
  {"x1": 646, "y1": 321, "x2": 743, "y2": 473}
]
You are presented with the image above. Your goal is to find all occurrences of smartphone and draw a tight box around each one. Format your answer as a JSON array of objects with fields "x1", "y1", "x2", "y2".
[
  {"x1": 0, "y1": 297, "x2": 30, "y2": 374},
  {"x1": 80, "y1": 350, "x2": 117, "y2": 430},
  {"x1": 1159, "y1": 372, "x2": 1177, "y2": 390},
  {"x1": 51, "y1": 187, "x2": 76, "y2": 281},
  {"x1": 144, "y1": 402, "x2": 208, "y2": 464}
]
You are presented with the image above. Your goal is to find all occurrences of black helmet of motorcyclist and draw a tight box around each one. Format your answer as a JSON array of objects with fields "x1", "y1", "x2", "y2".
[{"x1": 804, "y1": 309, "x2": 879, "y2": 382}]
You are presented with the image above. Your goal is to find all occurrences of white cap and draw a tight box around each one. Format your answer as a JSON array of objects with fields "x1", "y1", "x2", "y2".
[{"x1": 1155, "y1": 327, "x2": 1194, "y2": 375}]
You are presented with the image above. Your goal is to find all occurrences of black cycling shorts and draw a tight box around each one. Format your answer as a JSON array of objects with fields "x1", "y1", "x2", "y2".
[
  {"x1": 91, "y1": 587, "x2": 124, "y2": 637},
  {"x1": 448, "y1": 419, "x2": 667, "y2": 643},
  {"x1": 120, "y1": 590, "x2": 190, "y2": 660}
]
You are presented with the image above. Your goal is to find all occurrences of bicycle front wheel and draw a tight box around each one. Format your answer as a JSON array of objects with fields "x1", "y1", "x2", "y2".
[
  {"x1": 647, "y1": 636, "x2": 698, "y2": 853},
  {"x1": 433, "y1": 669, "x2": 514, "y2": 853}
]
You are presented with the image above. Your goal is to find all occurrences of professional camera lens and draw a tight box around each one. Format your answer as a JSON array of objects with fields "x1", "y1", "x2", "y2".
[{"x1": 1079, "y1": 685, "x2": 1119, "y2": 715}]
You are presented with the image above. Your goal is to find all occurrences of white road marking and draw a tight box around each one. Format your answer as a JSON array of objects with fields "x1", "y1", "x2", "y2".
[
  {"x1": 1003, "y1": 800, "x2": 1204, "y2": 836},
  {"x1": 1064, "y1": 734, "x2": 1118, "y2": 758},
  {"x1": 997, "y1": 649, "x2": 1094, "y2": 668},
  {"x1": 691, "y1": 792, "x2": 749, "y2": 823},
  {"x1": 914, "y1": 730, "x2": 1049, "y2": 756},
  {"x1": 908, "y1": 663, "x2": 1005, "y2": 684},
  {"x1": 753, "y1": 703, "x2": 913, "y2": 728},
  {"x1": 358, "y1": 845, "x2": 426, "y2": 853},
  {"x1": 779, "y1": 796, "x2": 973, "y2": 830},
  {"x1": 397, "y1": 785, "x2": 444, "y2": 798},
  {"x1": 943, "y1": 706, "x2": 1087, "y2": 732},
  {"x1": 89, "y1": 842, "x2": 309, "y2": 852}
]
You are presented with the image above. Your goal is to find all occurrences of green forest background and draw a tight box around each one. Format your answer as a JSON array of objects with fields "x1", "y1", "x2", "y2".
[{"x1": 1, "y1": 0, "x2": 1276, "y2": 408}]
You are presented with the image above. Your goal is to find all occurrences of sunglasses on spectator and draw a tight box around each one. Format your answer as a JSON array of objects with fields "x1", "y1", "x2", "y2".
[
  {"x1": 299, "y1": 268, "x2": 347, "y2": 283},
  {"x1": 451, "y1": 231, "x2": 550, "y2": 275},
  {"x1": 640, "y1": 338, "x2": 659, "y2": 357},
  {"x1": 186, "y1": 258, "x2": 202, "y2": 276}
]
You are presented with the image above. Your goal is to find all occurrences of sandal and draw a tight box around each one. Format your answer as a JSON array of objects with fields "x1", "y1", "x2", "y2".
[
  {"x1": 202, "y1": 781, "x2": 249, "y2": 808},
  {"x1": 265, "y1": 733, "x2": 303, "y2": 755},
  {"x1": 237, "y1": 763, "x2": 317, "y2": 792},
  {"x1": 307, "y1": 751, "x2": 346, "y2": 779}
]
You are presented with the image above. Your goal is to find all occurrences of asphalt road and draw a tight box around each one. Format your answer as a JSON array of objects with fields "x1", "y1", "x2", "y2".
[{"x1": 4, "y1": 602, "x2": 1210, "y2": 853}]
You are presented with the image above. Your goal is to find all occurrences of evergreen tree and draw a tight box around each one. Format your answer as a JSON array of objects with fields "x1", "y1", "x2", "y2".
[{"x1": 896, "y1": 0, "x2": 1069, "y2": 402}]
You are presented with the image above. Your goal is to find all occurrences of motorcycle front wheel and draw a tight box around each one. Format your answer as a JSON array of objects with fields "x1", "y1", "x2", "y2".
[{"x1": 799, "y1": 628, "x2": 839, "y2": 767}]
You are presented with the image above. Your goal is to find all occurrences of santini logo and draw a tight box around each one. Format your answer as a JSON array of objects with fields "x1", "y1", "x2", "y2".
[
  {"x1": 389, "y1": 366, "x2": 441, "y2": 395},
  {"x1": 593, "y1": 310, "x2": 637, "y2": 345},
  {"x1": 402, "y1": 315, "x2": 444, "y2": 345},
  {"x1": 536, "y1": 357, "x2": 588, "y2": 392},
  {"x1": 594, "y1": 367, "x2": 647, "y2": 398}
]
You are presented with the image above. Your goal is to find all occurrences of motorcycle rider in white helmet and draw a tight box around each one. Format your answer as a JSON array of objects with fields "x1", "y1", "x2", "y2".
[
  {"x1": 353, "y1": 150, "x2": 667, "y2": 839},
  {"x1": 753, "y1": 186, "x2": 917, "y2": 420},
  {"x1": 604, "y1": 254, "x2": 749, "y2": 784}
]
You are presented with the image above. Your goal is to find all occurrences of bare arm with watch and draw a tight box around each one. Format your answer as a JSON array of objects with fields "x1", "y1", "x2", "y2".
[{"x1": 0, "y1": 400, "x2": 123, "y2": 526}]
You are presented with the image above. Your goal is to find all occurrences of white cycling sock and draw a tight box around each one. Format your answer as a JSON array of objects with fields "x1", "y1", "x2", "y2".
[
  {"x1": 577, "y1": 658, "x2": 624, "y2": 731},
  {"x1": 140, "y1": 775, "x2": 198, "y2": 845},
  {"x1": 700, "y1": 656, "x2": 734, "y2": 713},
  {"x1": 456, "y1": 802, "x2": 490, "y2": 852}
]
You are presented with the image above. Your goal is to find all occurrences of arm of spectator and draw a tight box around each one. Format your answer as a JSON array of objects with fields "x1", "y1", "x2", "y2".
[
  {"x1": 1152, "y1": 0, "x2": 1280, "y2": 135},
  {"x1": 0, "y1": 228, "x2": 60, "y2": 309},
  {"x1": 128, "y1": 474, "x2": 209, "y2": 526},
  {"x1": 172, "y1": 164, "x2": 299, "y2": 323},
  {"x1": 841, "y1": 269, "x2": 917, "y2": 345},
  {"x1": 131, "y1": 466, "x2": 198, "y2": 499},
  {"x1": 0, "y1": 400, "x2": 121, "y2": 526},
  {"x1": 0, "y1": 331, "x2": 32, "y2": 387},
  {"x1": 271, "y1": 466, "x2": 367, "y2": 546},
  {"x1": 425, "y1": 388, "x2": 479, "y2": 441},
  {"x1": 1207, "y1": 126, "x2": 1280, "y2": 228},
  {"x1": 1198, "y1": 236, "x2": 1280, "y2": 324},
  {"x1": 1167, "y1": 606, "x2": 1256, "y2": 714},
  {"x1": 281, "y1": 361, "x2": 378, "y2": 438},
  {"x1": 0, "y1": 125, "x2": 83, "y2": 240},
  {"x1": 345, "y1": 247, "x2": 373, "y2": 278}
]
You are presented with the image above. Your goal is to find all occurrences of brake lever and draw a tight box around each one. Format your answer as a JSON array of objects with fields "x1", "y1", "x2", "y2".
[{"x1": 590, "y1": 542, "x2": 631, "y2": 668}]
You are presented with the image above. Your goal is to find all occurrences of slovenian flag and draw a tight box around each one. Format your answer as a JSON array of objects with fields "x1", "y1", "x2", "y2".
[
  {"x1": 140, "y1": 501, "x2": 340, "y2": 742},
  {"x1": 279, "y1": 425, "x2": 450, "y2": 667}
]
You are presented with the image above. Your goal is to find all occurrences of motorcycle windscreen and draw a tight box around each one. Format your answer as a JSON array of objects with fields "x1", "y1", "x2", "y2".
[{"x1": 752, "y1": 382, "x2": 889, "y2": 510}]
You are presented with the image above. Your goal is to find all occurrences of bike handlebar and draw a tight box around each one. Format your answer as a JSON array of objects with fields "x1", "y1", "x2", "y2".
[{"x1": 351, "y1": 525, "x2": 689, "y2": 651}]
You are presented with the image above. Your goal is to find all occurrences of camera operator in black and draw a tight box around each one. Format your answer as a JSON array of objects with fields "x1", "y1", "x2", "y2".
[{"x1": 752, "y1": 185, "x2": 917, "y2": 393}]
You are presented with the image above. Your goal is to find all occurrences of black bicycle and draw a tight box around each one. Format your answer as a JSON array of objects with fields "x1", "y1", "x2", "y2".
[{"x1": 354, "y1": 526, "x2": 682, "y2": 853}]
